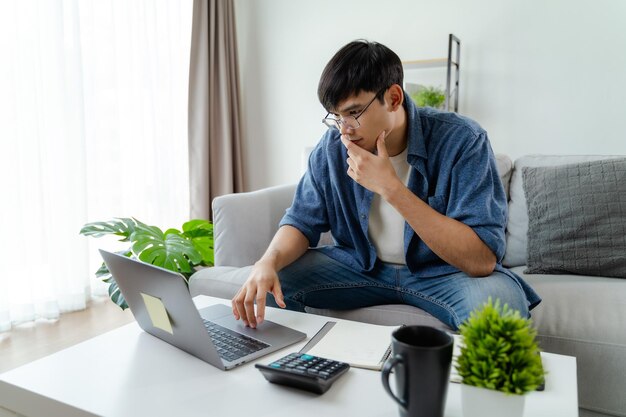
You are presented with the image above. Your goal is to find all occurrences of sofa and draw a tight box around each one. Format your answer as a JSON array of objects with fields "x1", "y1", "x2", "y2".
[{"x1": 190, "y1": 154, "x2": 626, "y2": 417}]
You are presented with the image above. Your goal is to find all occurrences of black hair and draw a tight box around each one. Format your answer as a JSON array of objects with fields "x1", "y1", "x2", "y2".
[{"x1": 317, "y1": 40, "x2": 404, "y2": 112}]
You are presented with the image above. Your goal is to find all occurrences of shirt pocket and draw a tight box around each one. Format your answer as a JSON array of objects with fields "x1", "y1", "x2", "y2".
[{"x1": 427, "y1": 195, "x2": 448, "y2": 215}]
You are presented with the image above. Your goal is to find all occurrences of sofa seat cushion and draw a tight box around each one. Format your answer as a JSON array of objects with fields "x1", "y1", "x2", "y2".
[
  {"x1": 514, "y1": 266, "x2": 626, "y2": 345},
  {"x1": 511, "y1": 266, "x2": 626, "y2": 415}
]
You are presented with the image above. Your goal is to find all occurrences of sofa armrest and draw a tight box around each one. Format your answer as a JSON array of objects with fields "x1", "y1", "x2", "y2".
[{"x1": 212, "y1": 184, "x2": 297, "y2": 267}]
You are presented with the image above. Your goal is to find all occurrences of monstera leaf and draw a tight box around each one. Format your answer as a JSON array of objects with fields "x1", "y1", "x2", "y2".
[
  {"x1": 80, "y1": 217, "x2": 214, "y2": 310},
  {"x1": 191, "y1": 236, "x2": 214, "y2": 266},
  {"x1": 95, "y1": 250, "x2": 132, "y2": 309},
  {"x1": 79, "y1": 218, "x2": 138, "y2": 242},
  {"x1": 182, "y1": 219, "x2": 214, "y2": 266},
  {"x1": 131, "y1": 223, "x2": 202, "y2": 275}
]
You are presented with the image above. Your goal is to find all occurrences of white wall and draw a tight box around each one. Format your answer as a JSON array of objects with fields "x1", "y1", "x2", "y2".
[{"x1": 235, "y1": 0, "x2": 626, "y2": 191}]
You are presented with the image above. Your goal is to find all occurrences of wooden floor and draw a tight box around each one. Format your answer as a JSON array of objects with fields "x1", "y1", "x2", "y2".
[{"x1": 0, "y1": 298, "x2": 135, "y2": 374}]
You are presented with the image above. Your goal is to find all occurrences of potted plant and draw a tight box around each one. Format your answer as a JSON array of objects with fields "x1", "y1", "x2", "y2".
[
  {"x1": 79, "y1": 217, "x2": 213, "y2": 310},
  {"x1": 455, "y1": 298, "x2": 545, "y2": 417},
  {"x1": 410, "y1": 85, "x2": 446, "y2": 109}
]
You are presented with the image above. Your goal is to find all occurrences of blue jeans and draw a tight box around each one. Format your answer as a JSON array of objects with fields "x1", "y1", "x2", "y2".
[{"x1": 268, "y1": 250, "x2": 530, "y2": 330}]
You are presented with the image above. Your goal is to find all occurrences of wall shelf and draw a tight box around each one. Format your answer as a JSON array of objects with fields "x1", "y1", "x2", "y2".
[
  {"x1": 402, "y1": 34, "x2": 460, "y2": 112},
  {"x1": 403, "y1": 58, "x2": 450, "y2": 70}
]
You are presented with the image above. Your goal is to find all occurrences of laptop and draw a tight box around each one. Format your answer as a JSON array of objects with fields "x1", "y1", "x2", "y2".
[{"x1": 99, "y1": 249, "x2": 307, "y2": 370}]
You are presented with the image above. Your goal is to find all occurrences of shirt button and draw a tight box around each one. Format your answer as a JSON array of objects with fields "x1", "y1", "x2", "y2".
[{"x1": 361, "y1": 214, "x2": 366, "y2": 219}]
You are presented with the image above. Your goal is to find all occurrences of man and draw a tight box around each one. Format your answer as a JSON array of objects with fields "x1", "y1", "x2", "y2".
[{"x1": 232, "y1": 40, "x2": 540, "y2": 330}]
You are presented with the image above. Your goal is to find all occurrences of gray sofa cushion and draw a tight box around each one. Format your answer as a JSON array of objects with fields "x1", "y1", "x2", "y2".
[
  {"x1": 504, "y1": 155, "x2": 623, "y2": 267},
  {"x1": 522, "y1": 158, "x2": 626, "y2": 278}
]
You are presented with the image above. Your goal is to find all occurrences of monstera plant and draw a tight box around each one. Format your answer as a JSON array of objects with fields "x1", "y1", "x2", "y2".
[{"x1": 79, "y1": 217, "x2": 213, "y2": 310}]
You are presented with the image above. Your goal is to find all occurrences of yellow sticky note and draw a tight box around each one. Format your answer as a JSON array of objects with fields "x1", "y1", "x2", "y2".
[{"x1": 141, "y1": 293, "x2": 174, "y2": 334}]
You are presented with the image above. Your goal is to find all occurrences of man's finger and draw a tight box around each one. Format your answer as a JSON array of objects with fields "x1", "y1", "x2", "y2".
[
  {"x1": 233, "y1": 294, "x2": 248, "y2": 326},
  {"x1": 231, "y1": 295, "x2": 240, "y2": 320},
  {"x1": 376, "y1": 130, "x2": 388, "y2": 157},
  {"x1": 244, "y1": 294, "x2": 257, "y2": 328},
  {"x1": 255, "y1": 293, "x2": 266, "y2": 325},
  {"x1": 346, "y1": 162, "x2": 357, "y2": 180},
  {"x1": 341, "y1": 135, "x2": 364, "y2": 157},
  {"x1": 273, "y1": 282, "x2": 286, "y2": 308},
  {"x1": 340, "y1": 134, "x2": 351, "y2": 149},
  {"x1": 346, "y1": 156, "x2": 356, "y2": 171}
]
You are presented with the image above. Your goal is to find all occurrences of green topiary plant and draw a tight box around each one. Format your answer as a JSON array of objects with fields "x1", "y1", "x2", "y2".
[
  {"x1": 79, "y1": 217, "x2": 213, "y2": 310},
  {"x1": 455, "y1": 298, "x2": 545, "y2": 395},
  {"x1": 410, "y1": 86, "x2": 446, "y2": 109}
]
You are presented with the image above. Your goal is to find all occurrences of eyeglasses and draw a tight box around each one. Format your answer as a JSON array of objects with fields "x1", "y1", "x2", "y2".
[{"x1": 322, "y1": 88, "x2": 386, "y2": 130}]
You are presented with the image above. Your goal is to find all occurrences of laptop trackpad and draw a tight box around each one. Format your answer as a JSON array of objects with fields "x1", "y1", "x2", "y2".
[{"x1": 199, "y1": 304, "x2": 296, "y2": 344}]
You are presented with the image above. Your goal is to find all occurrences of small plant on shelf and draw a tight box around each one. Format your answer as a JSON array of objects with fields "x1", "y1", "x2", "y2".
[
  {"x1": 410, "y1": 86, "x2": 446, "y2": 109},
  {"x1": 79, "y1": 217, "x2": 213, "y2": 310}
]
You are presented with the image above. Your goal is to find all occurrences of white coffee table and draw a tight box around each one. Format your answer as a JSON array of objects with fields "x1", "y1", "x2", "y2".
[{"x1": 0, "y1": 296, "x2": 578, "y2": 417}]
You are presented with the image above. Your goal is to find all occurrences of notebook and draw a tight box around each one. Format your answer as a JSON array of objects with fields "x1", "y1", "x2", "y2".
[
  {"x1": 99, "y1": 250, "x2": 306, "y2": 371},
  {"x1": 301, "y1": 320, "x2": 399, "y2": 370}
]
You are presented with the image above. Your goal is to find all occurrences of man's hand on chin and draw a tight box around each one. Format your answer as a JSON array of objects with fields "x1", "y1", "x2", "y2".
[{"x1": 341, "y1": 131, "x2": 402, "y2": 197}]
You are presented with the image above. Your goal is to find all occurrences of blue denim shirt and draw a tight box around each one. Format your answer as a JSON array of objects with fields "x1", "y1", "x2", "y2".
[{"x1": 280, "y1": 94, "x2": 540, "y2": 307}]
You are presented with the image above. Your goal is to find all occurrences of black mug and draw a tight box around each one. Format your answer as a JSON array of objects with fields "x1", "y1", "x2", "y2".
[{"x1": 381, "y1": 325, "x2": 453, "y2": 417}]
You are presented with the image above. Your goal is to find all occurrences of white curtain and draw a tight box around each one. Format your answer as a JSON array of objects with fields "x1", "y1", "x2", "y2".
[{"x1": 0, "y1": 0, "x2": 193, "y2": 332}]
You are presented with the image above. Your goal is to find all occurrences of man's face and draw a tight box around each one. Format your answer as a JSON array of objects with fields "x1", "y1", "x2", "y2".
[{"x1": 330, "y1": 89, "x2": 392, "y2": 153}]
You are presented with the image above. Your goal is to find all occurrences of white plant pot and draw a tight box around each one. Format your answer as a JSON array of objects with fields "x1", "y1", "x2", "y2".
[{"x1": 461, "y1": 384, "x2": 525, "y2": 417}]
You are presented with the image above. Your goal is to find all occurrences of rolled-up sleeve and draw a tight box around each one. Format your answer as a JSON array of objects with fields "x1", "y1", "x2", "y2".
[
  {"x1": 279, "y1": 147, "x2": 330, "y2": 247},
  {"x1": 446, "y1": 133, "x2": 508, "y2": 262}
]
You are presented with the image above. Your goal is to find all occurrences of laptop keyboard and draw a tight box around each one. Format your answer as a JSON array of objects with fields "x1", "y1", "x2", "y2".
[{"x1": 203, "y1": 319, "x2": 270, "y2": 362}]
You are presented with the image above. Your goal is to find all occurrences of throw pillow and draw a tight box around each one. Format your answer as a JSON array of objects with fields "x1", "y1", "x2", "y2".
[{"x1": 522, "y1": 158, "x2": 626, "y2": 278}]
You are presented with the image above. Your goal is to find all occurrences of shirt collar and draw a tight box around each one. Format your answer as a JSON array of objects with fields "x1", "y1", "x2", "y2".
[{"x1": 404, "y1": 91, "x2": 428, "y2": 161}]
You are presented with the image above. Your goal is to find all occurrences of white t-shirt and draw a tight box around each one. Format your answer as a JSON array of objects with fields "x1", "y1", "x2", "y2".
[{"x1": 368, "y1": 147, "x2": 411, "y2": 264}]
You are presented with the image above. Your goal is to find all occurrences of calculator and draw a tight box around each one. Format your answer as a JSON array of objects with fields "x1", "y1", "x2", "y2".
[{"x1": 255, "y1": 352, "x2": 350, "y2": 394}]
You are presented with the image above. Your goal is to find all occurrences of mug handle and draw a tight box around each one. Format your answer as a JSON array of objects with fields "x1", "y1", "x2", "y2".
[{"x1": 381, "y1": 354, "x2": 407, "y2": 408}]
